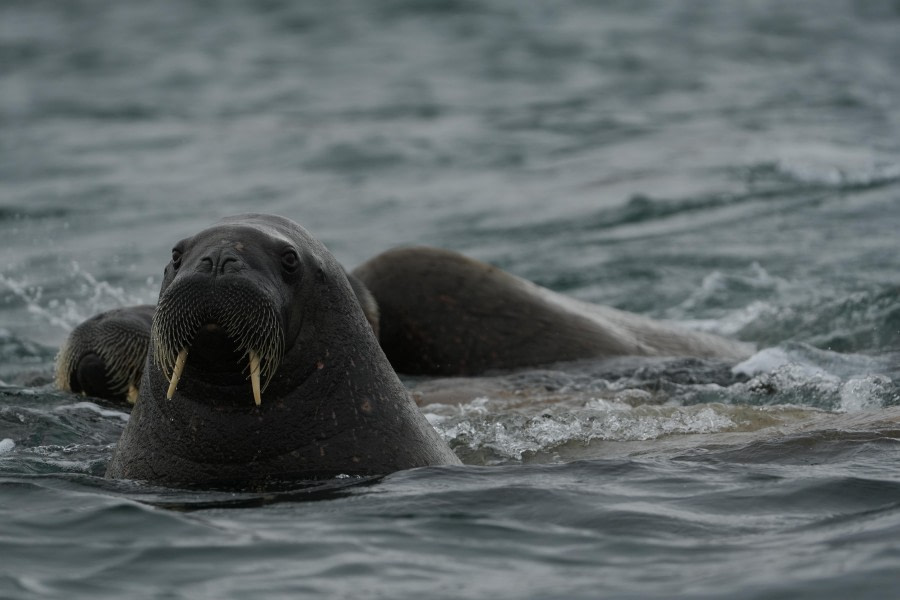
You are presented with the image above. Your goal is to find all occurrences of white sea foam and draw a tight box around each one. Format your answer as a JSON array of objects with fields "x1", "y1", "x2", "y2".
[
  {"x1": 775, "y1": 157, "x2": 900, "y2": 188},
  {"x1": 0, "y1": 439, "x2": 15, "y2": 454},
  {"x1": 839, "y1": 376, "x2": 895, "y2": 412},
  {"x1": 429, "y1": 396, "x2": 741, "y2": 462},
  {"x1": 0, "y1": 273, "x2": 74, "y2": 332},
  {"x1": 54, "y1": 402, "x2": 130, "y2": 422},
  {"x1": 733, "y1": 347, "x2": 808, "y2": 377},
  {"x1": 0, "y1": 263, "x2": 153, "y2": 337}
]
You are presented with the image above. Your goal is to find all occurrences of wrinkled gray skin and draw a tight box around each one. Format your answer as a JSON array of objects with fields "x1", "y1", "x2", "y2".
[{"x1": 105, "y1": 215, "x2": 460, "y2": 488}]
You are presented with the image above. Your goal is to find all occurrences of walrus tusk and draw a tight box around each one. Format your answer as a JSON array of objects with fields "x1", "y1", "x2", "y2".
[
  {"x1": 163, "y1": 347, "x2": 262, "y2": 405},
  {"x1": 127, "y1": 384, "x2": 139, "y2": 405},
  {"x1": 249, "y1": 349, "x2": 262, "y2": 406},
  {"x1": 167, "y1": 348, "x2": 188, "y2": 399}
]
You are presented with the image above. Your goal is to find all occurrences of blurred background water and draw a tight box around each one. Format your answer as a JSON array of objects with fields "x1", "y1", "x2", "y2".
[{"x1": 2, "y1": 1, "x2": 900, "y2": 598}]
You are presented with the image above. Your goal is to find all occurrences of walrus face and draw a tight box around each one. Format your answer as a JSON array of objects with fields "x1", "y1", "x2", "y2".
[
  {"x1": 55, "y1": 305, "x2": 155, "y2": 405},
  {"x1": 151, "y1": 221, "x2": 310, "y2": 406}
]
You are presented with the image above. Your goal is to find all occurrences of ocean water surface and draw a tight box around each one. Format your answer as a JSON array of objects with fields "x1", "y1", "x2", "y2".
[{"x1": 2, "y1": 1, "x2": 900, "y2": 598}]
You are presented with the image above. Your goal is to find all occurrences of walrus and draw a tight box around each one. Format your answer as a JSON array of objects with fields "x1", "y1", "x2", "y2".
[
  {"x1": 60, "y1": 214, "x2": 754, "y2": 486},
  {"x1": 59, "y1": 226, "x2": 754, "y2": 402},
  {"x1": 104, "y1": 214, "x2": 460, "y2": 487},
  {"x1": 55, "y1": 305, "x2": 155, "y2": 404},
  {"x1": 351, "y1": 247, "x2": 754, "y2": 375}
]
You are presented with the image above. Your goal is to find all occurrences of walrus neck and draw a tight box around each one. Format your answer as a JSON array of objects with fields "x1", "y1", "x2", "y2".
[{"x1": 118, "y1": 334, "x2": 410, "y2": 482}]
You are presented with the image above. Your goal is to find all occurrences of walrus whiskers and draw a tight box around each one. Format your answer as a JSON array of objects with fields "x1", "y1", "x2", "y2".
[{"x1": 152, "y1": 281, "x2": 284, "y2": 406}]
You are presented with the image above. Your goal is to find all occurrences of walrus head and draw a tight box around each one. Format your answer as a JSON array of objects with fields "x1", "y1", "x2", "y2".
[
  {"x1": 55, "y1": 305, "x2": 155, "y2": 404},
  {"x1": 150, "y1": 214, "x2": 315, "y2": 407}
]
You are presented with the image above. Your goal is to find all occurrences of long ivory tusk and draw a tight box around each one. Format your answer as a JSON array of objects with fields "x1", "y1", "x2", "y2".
[
  {"x1": 167, "y1": 348, "x2": 188, "y2": 399},
  {"x1": 249, "y1": 349, "x2": 262, "y2": 406}
]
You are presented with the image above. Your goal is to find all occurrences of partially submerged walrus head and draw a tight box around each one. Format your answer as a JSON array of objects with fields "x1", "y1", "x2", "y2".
[
  {"x1": 106, "y1": 214, "x2": 459, "y2": 486},
  {"x1": 55, "y1": 305, "x2": 154, "y2": 404}
]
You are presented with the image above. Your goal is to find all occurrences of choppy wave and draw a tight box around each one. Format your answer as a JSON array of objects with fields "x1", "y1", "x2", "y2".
[
  {"x1": 3, "y1": 0, "x2": 900, "y2": 598},
  {"x1": 3, "y1": 343, "x2": 898, "y2": 484},
  {"x1": 3, "y1": 448, "x2": 900, "y2": 599}
]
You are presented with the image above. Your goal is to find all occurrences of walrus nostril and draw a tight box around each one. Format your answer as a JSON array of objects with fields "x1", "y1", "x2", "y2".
[
  {"x1": 196, "y1": 249, "x2": 243, "y2": 276},
  {"x1": 221, "y1": 256, "x2": 240, "y2": 274}
]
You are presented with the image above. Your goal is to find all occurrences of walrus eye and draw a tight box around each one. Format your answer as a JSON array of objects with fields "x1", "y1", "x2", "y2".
[
  {"x1": 171, "y1": 249, "x2": 182, "y2": 271},
  {"x1": 281, "y1": 249, "x2": 300, "y2": 274}
]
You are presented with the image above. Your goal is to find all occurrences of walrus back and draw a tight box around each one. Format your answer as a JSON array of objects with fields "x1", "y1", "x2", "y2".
[{"x1": 353, "y1": 247, "x2": 754, "y2": 375}]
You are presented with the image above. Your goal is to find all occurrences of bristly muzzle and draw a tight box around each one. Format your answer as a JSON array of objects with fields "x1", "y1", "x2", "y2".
[
  {"x1": 151, "y1": 278, "x2": 285, "y2": 405},
  {"x1": 55, "y1": 319, "x2": 149, "y2": 404}
]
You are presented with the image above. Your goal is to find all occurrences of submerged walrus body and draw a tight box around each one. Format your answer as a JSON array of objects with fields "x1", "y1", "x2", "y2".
[
  {"x1": 58, "y1": 214, "x2": 753, "y2": 487},
  {"x1": 352, "y1": 247, "x2": 753, "y2": 375}
]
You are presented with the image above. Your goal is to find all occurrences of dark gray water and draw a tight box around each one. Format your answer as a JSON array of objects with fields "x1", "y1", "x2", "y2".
[{"x1": 2, "y1": 1, "x2": 900, "y2": 598}]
